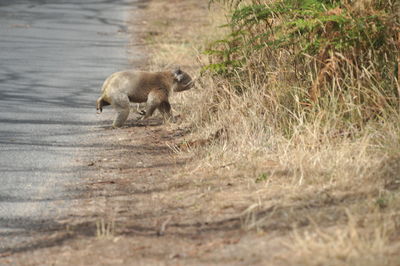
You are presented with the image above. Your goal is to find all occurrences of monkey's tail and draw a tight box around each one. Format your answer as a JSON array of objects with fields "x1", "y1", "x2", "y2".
[{"x1": 96, "y1": 96, "x2": 110, "y2": 113}]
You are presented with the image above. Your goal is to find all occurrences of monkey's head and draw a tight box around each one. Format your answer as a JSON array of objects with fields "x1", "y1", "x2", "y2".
[{"x1": 172, "y1": 68, "x2": 194, "y2": 92}]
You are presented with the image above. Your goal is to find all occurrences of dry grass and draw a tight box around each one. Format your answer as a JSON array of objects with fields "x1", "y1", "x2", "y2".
[
  {"x1": 142, "y1": 0, "x2": 400, "y2": 264},
  {"x1": 290, "y1": 211, "x2": 400, "y2": 266}
]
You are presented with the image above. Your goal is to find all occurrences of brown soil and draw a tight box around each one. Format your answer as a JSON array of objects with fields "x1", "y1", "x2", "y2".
[{"x1": 0, "y1": 112, "x2": 288, "y2": 265}]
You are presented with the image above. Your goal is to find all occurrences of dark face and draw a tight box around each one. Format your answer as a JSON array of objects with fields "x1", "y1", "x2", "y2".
[{"x1": 173, "y1": 69, "x2": 194, "y2": 92}]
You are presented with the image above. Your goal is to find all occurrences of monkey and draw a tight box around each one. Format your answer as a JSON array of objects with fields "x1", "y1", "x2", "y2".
[{"x1": 96, "y1": 68, "x2": 193, "y2": 128}]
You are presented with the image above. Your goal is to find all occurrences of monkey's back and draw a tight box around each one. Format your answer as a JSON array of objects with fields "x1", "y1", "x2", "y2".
[{"x1": 101, "y1": 70, "x2": 172, "y2": 103}]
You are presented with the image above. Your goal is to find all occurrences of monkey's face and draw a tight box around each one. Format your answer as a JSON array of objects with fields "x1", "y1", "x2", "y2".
[{"x1": 172, "y1": 69, "x2": 194, "y2": 92}]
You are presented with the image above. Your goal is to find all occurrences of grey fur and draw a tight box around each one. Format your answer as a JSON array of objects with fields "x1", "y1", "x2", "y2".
[{"x1": 96, "y1": 69, "x2": 193, "y2": 128}]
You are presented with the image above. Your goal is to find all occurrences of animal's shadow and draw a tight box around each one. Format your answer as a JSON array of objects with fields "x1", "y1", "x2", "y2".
[{"x1": 98, "y1": 116, "x2": 165, "y2": 130}]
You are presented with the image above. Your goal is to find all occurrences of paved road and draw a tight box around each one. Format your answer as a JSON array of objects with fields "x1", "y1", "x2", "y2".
[{"x1": 0, "y1": 0, "x2": 140, "y2": 252}]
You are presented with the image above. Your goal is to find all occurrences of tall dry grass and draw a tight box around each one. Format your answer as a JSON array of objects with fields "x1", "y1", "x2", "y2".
[{"x1": 142, "y1": 0, "x2": 400, "y2": 264}]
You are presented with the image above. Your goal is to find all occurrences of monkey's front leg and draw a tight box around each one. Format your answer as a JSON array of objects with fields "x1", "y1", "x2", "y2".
[
  {"x1": 141, "y1": 89, "x2": 166, "y2": 120},
  {"x1": 158, "y1": 101, "x2": 172, "y2": 121},
  {"x1": 142, "y1": 104, "x2": 157, "y2": 120}
]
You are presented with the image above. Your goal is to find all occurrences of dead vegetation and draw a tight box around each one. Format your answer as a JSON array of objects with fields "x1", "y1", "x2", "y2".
[{"x1": 141, "y1": 0, "x2": 400, "y2": 264}]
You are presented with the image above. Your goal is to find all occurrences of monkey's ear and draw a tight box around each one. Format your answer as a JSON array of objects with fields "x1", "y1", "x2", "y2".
[
  {"x1": 172, "y1": 67, "x2": 182, "y2": 74},
  {"x1": 173, "y1": 67, "x2": 183, "y2": 82}
]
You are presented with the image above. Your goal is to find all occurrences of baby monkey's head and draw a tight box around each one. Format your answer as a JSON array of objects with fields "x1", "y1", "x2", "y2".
[{"x1": 172, "y1": 68, "x2": 194, "y2": 92}]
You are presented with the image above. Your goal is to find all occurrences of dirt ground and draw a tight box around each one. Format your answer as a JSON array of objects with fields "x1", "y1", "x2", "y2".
[
  {"x1": 0, "y1": 2, "x2": 288, "y2": 264},
  {"x1": 0, "y1": 112, "x2": 289, "y2": 266}
]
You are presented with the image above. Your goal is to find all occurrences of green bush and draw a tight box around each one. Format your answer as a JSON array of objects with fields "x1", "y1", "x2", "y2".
[{"x1": 205, "y1": 0, "x2": 399, "y2": 129}]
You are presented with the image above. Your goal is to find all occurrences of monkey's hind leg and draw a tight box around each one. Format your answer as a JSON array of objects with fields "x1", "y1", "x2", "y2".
[
  {"x1": 135, "y1": 103, "x2": 146, "y2": 115},
  {"x1": 111, "y1": 93, "x2": 130, "y2": 128}
]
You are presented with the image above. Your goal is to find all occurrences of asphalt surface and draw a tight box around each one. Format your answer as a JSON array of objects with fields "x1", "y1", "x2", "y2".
[{"x1": 0, "y1": 0, "x2": 140, "y2": 252}]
